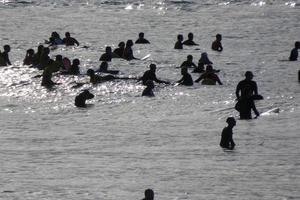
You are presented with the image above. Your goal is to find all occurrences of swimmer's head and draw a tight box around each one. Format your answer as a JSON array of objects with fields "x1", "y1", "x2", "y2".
[
  {"x1": 216, "y1": 34, "x2": 222, "y2": 41},
  {"x1": 144, "y1": 189, "x2": 154, "y2": 200},
  {"x1": 139, "y1": 32, "x2": 144, "y2": 38},
  {"x1": 65, "y1": 32, "x2": 71, "y2": 37},
  {"x1": 72, "y1": 59, "x2": 80, "y2": 66},
  {"x1": 149, "y1": 63, "x2": 156, "y2": 71},
  {"x1": 105, "y1": 46, "x2": 112, "y2": 53},
  {"x1": 55, "y1": 55, "x2": 63, "y2": 61},
  {"x1": 295, "y1": 41, "x2": 300, "y2": 49},
  {"x1": 118, "y1": 41, "x2": 125, "y2": 48},
  {"x1": 245, "y1": 71, "x2": 254, "y2": 80},
  {"x1": 87, "y1": 69, "x2": 95, "y2": 76},
  {"x1": 187, "y1": 54, "x2": 193, "y2": 61},
  {"x1": 4, "y1": 45, "x2": 10, "y2": 52},
  {"x1": 226, "y1": 117, "x2": 236, "y2": 126},
  {"x1": 188, "y1": 32, "x2": 194, "y2": 40},
  {"x1": 27, "y1": 49, "x2": 34, "y2": 55},
  {"x1": 177, "y1": 34, "x2": 183, "y2": 41},
  {"x1": 126, "y1": 40, "x2": 134, "y2": 47}
]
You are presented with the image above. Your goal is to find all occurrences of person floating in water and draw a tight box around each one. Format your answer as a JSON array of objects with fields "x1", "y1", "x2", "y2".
[
  {"x1": 23, "y1": 49, "x2": 35, "y2": 65},
  {"x1": 75, "y1": 90, "x2": 95, "y2": 108},
  {"x1": 180, "y1": 55, "x2": 197, "y2": 69},
  {"x1": 235, "y1": 92, "x2": 260, "y2": 119},
  {"x1": 99, "y1": 46, "x2": 113, "y2": 62},
  {"x1": 289, "y1": 41, "x2": 300, "y2": 61},
  {"x1": 113, "y1": 41, "x2": 125, "y2": 58},
  {"x1": 87, "y1": 69, "x2": 134, "y2": 84},
  {"x1": 235, "y1": 71, "x2": 259, "y2": 100},
  {"x1": 177, "y1": 67, "x2": 193, "y2": 86},
  {"x1": 139, "y1": 64, "x2": 170, "y2": 85},
  {"x1": 97, "y1": 61, "x2": 119, "y2": 74},
  {"x1": 220, "y1": 117, "x2": 236, "y2": 150},
  {"x1": 123, "y1": 40, "x2": 137, "y2": 60},
  {"x1": 142, "y1": 189, "x2": 154, "y2": 200},
  {"x1": 62, "y1": 32, "x2": 80, "y2": 46},
  {"x1": 183, "y1": 32, "x2": 199, "y2": 46},
  {"x1": 174, "y1": 34, "x2": 183, "y2": 49},
  {"x1": 0, "y1": 45, "x2": 11, "y2": 66},
  {"x1": 142, "y1": 80, "x2": 155, "y2": 97},
  {"x1": 135, "y1": 32, "x2": 150, "y2": 44},
  {"x1": 195, "y1": 65, "x2": 222, "y2": 85},
  {"x1": 212, "y1": 34, "x2": 223, "y2": 52}
]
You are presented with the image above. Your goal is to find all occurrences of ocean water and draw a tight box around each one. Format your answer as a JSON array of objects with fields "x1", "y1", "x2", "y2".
[{"x1": 0, "y1": 0, "x2": 300, "y2": 199}]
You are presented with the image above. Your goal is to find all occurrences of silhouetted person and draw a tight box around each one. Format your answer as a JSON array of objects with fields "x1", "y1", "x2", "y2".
[
  {"x1": 69, "y1": 59, "x2": 80, "y2": 75},
  {"x1": 46, "y1": 31, "x2": 63, "y2": 46},
  {"x1": 0, "y1": 45, "x2": 11, "y2": 66},
  {"x1": 97, "y1": 61, "x2": 119, "y2": 74},
  {"x1": 198, "y1": 52, "x2": 213, "y2": 65},
  {"x1": 113, "y1": 41, "x2": 125, "y2": 58},
  {"x1": 142, "y1": 80, "x2": 155, "y2": 97},
  {"x1": 99, "y1": 46, "x2": 113, "y2": 62},
  {"x1": 235, "y1": 92, "x2": 260, "y2": 120},
  {"x1": 75, "y1": 90, "x2": 95, "y2": 108},
  {"x1": 142, "y1": 189, "x2": 154, "y2": 200},
  {"x1": 195, "y1": 65, "x2": 222, "y2": 85},
  {"x1": 212, "y1": 34, "x2": 223, "y2": 52},
  {"x1": 139, "y1": 64, "x2": 170, "y2": 85},
  {"x1": 123, "y1": 40, "x2": 137, "y2": 60},
  {"x1": 183, "y1": 32, "x2": 198, "y2": 46},
  {"x1": 220, "y1": 117, "x2": 236, "y2": 150},
  {"x1": 41, "y1": 60, "x2": 59, "y2": 88},
  {"x1": 23, "y1": 49, "x2": 35, "y2": 65},
  {"x1": 39, "y1": 47, "x2": 51, "y2": 70},
  {"x1": 177, "y1": 67, "x2": 193, "y2": 86},
  {"x1": 62, "y1": 32, "x2": 79, "y2": 46},
  {"x1": 180, "y1": 55, "x2": 197, "y2": 68},
  {"x1": 87, "y1": 69, "x2": 134, "y2": 84},
  {"x1": 236, "y1": 71, "x2": 258, "y2": 100},
  {"x1": 53, "y1": 55, "x2": 64, "y2": 72},
  {"x1": 32, "y1": 45, "x2": 44, "y2": 67},
  {"x1": 174, "y1": 34, "x2": 183, "y2": 49},
  {"x1": 135, "y1": 32, "x2": 150, "y2": 44},
  {"x1": 289, "y1": 41, "x2": 300, "y2": 61}
]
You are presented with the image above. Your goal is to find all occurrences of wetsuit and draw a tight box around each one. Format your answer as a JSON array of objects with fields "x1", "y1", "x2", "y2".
[{"x1": 220, "y1": 127, "x2": 235, "y2": 150}]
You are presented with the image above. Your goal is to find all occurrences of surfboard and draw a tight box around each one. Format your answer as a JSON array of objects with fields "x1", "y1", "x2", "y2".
[
  {"x1": 141, "y1": 54, "x2": 151, "y2": 61},
  {"x1": 261, "y1": 107, "x2": 280, "y2": 116}
]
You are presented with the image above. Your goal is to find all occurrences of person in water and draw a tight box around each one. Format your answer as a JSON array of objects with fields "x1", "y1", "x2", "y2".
[
  {"x1": 142, "y1": 189, "x2": 154, "y2": 200},
  {"x1": 177, "y1": 67, "x2": 193, "y2": 86},
  {"x1": 46, "y1": 32, "x2": 63, "y2": 46},
  {"x1": 220, "y1": 117, "x2": 236, "y2": 150},
  {"x1": 32, "y1": 45, "x2": 44, "y2": 68},
  {"x1": 123, "y1": 40, "x2": 137, "y2": 60},
  {"x1": 23, "y1": 49, "x2": 35, "y2": 65},
  {"x1": 97, "y1": 61, "x2": 119, "y2": 74},
  {"x1": 235, "y1": 92, "x2": 260, "y2": 120},
  {"x1": 174, "y1": 34, "x2": 184, "y2": 49},
  {"x1": 135, "y1": 32, "x2": 150, "y2": 44},
  {"x1": 142, "y1": 80, "x2": 155, "y2": 97},
  {"x1": 113, "y1": 41, "x2": 125, "y2": 58},
  {"x1": 0, "y1": 45, "x2": 11, "y2": 66},
  {"x1": 87, "y1": 69, "x2": 134, "y2": 84},
  {"x1": 183, "y1": 32, "x2": 199, "y2": 46},
  {"x1": 212, "y1": 34, "x2": 223, "y2": 52},
  {"x1": 289, "y1": 41, "x2": 300, "y2": 61},
  {"x1": 75, "y1": 90, "x2": 95, "y2": 108},
  {"x1": 62, "y1": 32, "x2": 80, "y2": 46},
  {"x1": 41, "y1": 60, "x2": 59, "y2": 88},
  {"x1": 68, "y1": 59, "x2": 81, "y2": 75},
  {"x1": 99, "y1": 46, "x2": 113, "y2": 62},
  {"x1": 235, "y1": 71, "x2": 258, "y2": 100},
  {"x1": 39, "y1": 47, "x2": 51, "y2": 70},
  {"x1": 195, "y1": 65, "x2": 222, "y2": 85},
  {"x1": 180, "y1": 55, "x2": 197, "y2": 68},
  {"x1": 139, "y1": 64, "x2": 170, "y2": 85}
]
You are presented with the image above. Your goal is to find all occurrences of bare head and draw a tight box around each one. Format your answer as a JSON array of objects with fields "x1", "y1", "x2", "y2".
[
  {"x1": 226, "y1": 117, "x2": 236, "y2": 127},
  {"x1": 177, "y1": 34, "x2": 183, "y2": 41},
  {"x1": 216, "y1": 34, "x2": 222, "y2": 41},
  {"x1": 188, "y1": 32, "x2": 194, "y2": 40},
  {"x1": 144, "y1": 189, "x2": 154, "y2": 200},
  {"x1": 149, "y1": 63, "x2": 157, "y2": 72},
  {"x1": 245, "y1": 71, "x2": 254, "y2": 80}
]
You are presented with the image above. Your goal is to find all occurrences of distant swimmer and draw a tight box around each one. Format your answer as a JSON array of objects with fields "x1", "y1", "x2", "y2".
[
  {"x1": 212, "y1": 34, "x2": 223, "y2": 52},
  {"x1": 87, "y1": 69, "x2": 134, "y2": 84},
  {"x1": 139, "y1": 64, "x2": 170, "y2": 85},
  {"x1": 142, "y1": 80, "x2": 155, "y2": 97},
  {"x1": 41, "y1": 60, "x2": 59, "y2": 88},
  {"x1": 45, "y1": 31, "x2": 63, "y2": 46},
  {"x1": 23, "y1": 49, "x2": 35, "y2": 65},
  {"x1": 62, "y1": 32, "x2": 80, "y2": 46},
  {"x1": 69, "y1": 59, "x2": 81, "y2": 75},
  {"x1": 236, "y1": 71, "x2": 259, "y2": 100},
  {"x1": 113, "y1": 41, "x2": 125, "y2": 58},
  {"x1": 123, "y1": 40, "x2": 137, "y2": 60},
  {"x1": 289, "y1": 41, "x2": 300, "y2": 61},
  {"x1": 198, "y1": 52, "x2": 213, "y2": 65},
  {"x1": 75, "y1": 90, "x2": 95, "y2": 108},
  {"x1": 220, "y1": 117, "x2": 236, "y2": 150},
  {"x1": 52, "y1": 55, "x2": 64, "y2": 72},
  {"x1": 174, "y1": 34, "x2": 183, "y2": 49},
  {"x1": 183, "y1": 32, "x2": 199, "y2": 46},
  {"x1": 135, "y1": 32, "x2": 150, "y2": 44},
  {"x1": 0, "y1": 45, "x2": 11, "y2": 66},
  {"x1": 177, "y1": 67, "x2": 193, "y2": 86},
  {"x1": 39, "y1": 47, "x2": 51, "y2": 70},
  {"x1": 32, "y1": 45, "x2": 44, "y2": 68},
  {"x1": 142, "y1": 189, "x2": 154, "y2": 200},
  {"x1": 99, "y1": 46, "x2": 113, "y2": 62},
  {"x1": 195, "y1": 65, "x2": 222, "y2": 85},
  {"x1": 235, "y1": 92, "x2": 260, "y2": 120},
  {"x1": 180, "y1": 55, "x2": 197, "y2": 68},
  {"x1": 97, "y1": 61, "x2": 119, "y2": 74}
]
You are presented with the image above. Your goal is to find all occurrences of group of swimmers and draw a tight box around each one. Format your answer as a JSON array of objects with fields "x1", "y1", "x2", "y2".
[{"x1": 1, "y1": 31, "x2": 299, "y2": 150}]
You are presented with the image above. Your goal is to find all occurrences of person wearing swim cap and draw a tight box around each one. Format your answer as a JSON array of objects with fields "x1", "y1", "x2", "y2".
[
  {"x1": 139, "y1": 64, "x2": 170, "y2": 85},
  {"x1": 220, "y1": 117, "x2": 236, "y2": 150}
]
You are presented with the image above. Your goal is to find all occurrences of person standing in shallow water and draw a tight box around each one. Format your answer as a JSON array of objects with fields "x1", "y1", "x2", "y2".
[
  {"x1": 289, "y1": 41, "x2": 300, "y2": 61},
  {"x1": 142, "y1": 80, "x2": 155, "y2": 97},
  {"x1": 75, "y1": 90, "x2": 95, "y2": 108},
  {"x1": 212, "y1": 34, "x2": 223, "y2": 52},
  {"x1": 135, "y1": 32, "x2": 150, "y2": 44},
  {"x1": 220, "y1": 117, "x2": 236, "y2": 150},
  {"x1": 139, "y1": 64, "x2": 170, "y2": 85},
  {"x1": 0, "y1": 45, "x2": 12, "y2": 66},
  {"x1": 142, "y1": 189, "x2": 154, "y2": 200},
  {"x1": 174, "y1": 34, "x2": 184, "y2": 49},
  {"x1": 62, "y1": 32, "x2": 80, "y2": 46},
  {"x1": 177, "y1": 67, "x2": 193, "y2": 86},
  {"x1": 235, "y1": 71, "x2": 258, "y2": 100},
  {"x1": 183, "y1": 32, "x2": 199, "y2": 46}
]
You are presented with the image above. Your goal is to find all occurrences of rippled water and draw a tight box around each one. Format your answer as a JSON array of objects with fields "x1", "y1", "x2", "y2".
[{"x1": 0, "y1": 0, "x2": 300, "y2": 200}]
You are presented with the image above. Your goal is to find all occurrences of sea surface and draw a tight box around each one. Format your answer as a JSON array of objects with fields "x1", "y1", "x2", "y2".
[{"x1": 0, "y1": 0, "x2": 300, "y2": 199}]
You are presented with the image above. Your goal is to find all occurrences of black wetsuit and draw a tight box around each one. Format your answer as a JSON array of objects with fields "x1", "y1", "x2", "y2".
[
  {"x1": 220, "y1": 127, "x2": 235, "y2": 150},
  {"x1": 113, "y1": 47, "x2": 124, "y2": 58},
  {"x1": 212, "y1": 40, "x2": 223, "y2": 52},
  {"x1": 0, "y1": 52, "x2": 11, "y2": 66},
  {"x1": 236, "y1": 80, "x2": 258, "y2": 99},
  {"x1": 135, "y1": 38, "x2": 150, "y2": 44},
  {"x1": 178, "y1": 73, "x2": 193, "y2": 86},
  {"x1": 75, "y1": 91, "x2": 94, "y2": 107},
  {"x1": 62, "y1": 37, "x2": 79, "y2": 46},
  {"x1": 183, "y1": 40, "x2": 198, "y2": 46},
  {"x1": 180, "y1": 61, "x2": 197, "y2": 68},
  {"x1": 174, "y1": 41, "x2": 183, "y2": 49},
  {"x1": 289, "y1": 48, "x2": 298, "y2": 61},
  {"x1": 142, "y1": 87, "x2": 154, "y2": 97},
  {"x1": 235, "y1": 97, "x2": 259, "y2": 119},
  {"x1": 140, "y1": 70, "x2": 165, "y2": 85},
  {"x1": 99, "y1": 53, "x2": 112, "y2": 62}
]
